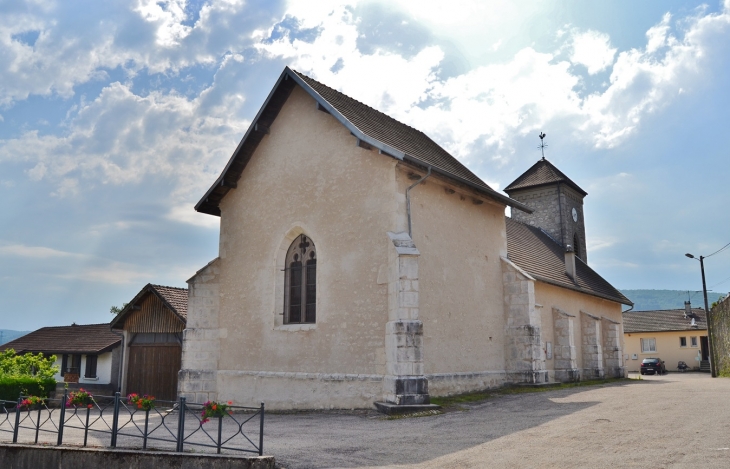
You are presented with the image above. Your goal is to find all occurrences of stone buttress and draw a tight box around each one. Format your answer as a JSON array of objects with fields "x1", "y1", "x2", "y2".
[
  {"x1": 376, "y1": 232, "x2": 437, "y2": 412},
  {"x1": 501, "y1": 257, "x2": 548, "y2": 384},
  {"x1": 178, "y1": 258, "x2": 223, "y2": 403},
  {"x1": 552, "y1": 307, "x2": 580, "y2": 381},
  {"x1": 601, "y1": 317, "x2": 625, "y2": 378},
  {"x1": 581, "y1": 311, "x2": 604, "y2": 379}
]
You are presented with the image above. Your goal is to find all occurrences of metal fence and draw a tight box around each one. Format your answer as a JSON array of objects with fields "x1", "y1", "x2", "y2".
[{"x1": 0, "y1": 391, "x2": 264, "y2": 455}]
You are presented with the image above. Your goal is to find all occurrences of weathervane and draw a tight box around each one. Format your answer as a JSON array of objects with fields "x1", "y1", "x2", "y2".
[{"x1": 538, "y1": 132, "x2": 547, "y2": 160}]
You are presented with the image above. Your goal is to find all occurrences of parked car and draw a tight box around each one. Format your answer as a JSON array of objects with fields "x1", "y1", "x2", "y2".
[{"x1": 640, "y1": 358, "x2": 666, "y2": 375}]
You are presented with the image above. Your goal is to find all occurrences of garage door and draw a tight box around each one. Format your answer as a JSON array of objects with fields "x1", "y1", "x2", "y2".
[{"x1": 126, "y1": 344, "x2": 181, "y2": 401}]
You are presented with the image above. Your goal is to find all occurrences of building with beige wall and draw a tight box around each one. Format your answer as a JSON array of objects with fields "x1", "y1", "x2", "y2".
[
  {"x1": 624, "y1": 305, "x2": 709, "y2": 372},
  {"x1": 178, "y1": 67, "x2": 632, "y2": 411}
]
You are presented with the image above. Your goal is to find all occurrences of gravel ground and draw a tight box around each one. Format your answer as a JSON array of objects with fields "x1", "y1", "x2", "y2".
[
  {"x1": 264, "y1": 373, "x2": 729, "y2": 469},
  {"x1": 2, "y1": 373, "x2": 728, "y2": 468}
]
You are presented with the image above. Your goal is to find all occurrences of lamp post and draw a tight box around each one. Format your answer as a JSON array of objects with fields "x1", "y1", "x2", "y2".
[{"x1": 685, "y1": 253, "x2": 716, "y2": 377}]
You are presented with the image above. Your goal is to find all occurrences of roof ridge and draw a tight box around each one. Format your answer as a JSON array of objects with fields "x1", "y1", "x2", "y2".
[
  {"x1": 150, "y1": 284, "x2": 188, "y2": 291},
  {"x1": 291, "y1": 70, "x2": 427, "y2": 135},
  {"x1": 37, "y1": 323, "x2": 112, "y2": 329}
]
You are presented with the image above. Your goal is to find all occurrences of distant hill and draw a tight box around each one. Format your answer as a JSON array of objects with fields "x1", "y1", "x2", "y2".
[
  {"x1": 0, "y1": 330, "x2": 30, "y2": 346},
  {"x1": 621, "y1": 289, "x2": 727, "y2": 311}
]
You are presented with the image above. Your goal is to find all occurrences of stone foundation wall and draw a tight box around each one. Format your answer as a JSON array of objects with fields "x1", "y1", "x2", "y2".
[
  {"x1": 216, "y1": 371, "x2": 383, "y2": 410},
  {"x1": 0, "y1": 444, "x2": 274, "y2": 469}
]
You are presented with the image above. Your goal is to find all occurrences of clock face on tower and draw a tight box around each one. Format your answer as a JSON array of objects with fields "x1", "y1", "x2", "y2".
[{"x1": 572, "y1": 208, "x2": 578, "y2": 222}]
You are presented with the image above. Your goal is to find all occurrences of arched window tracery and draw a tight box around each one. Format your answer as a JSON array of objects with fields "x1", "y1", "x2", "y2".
[{"x1": 284, "y1": 234, "x2": 316, "y2": 324}]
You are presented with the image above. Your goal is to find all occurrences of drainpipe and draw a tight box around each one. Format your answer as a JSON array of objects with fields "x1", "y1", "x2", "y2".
[{"x1": 406, "y1": 167, "x2": 432, "y2": 238}]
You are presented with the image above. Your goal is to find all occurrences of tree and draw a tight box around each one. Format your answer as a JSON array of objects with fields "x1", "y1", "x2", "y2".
[{"x1": 110, "y1": 302, "x2": 129, "y2": 315}]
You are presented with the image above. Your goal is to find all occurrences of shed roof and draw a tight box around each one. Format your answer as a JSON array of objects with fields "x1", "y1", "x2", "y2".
[
  {"x1": 109, "y1": 284, "x2": 188, "y2": 330},
  {"x1": 504, "y1": 158, "x2": 587, "y2": 196},
  {"x1": 505, "y1": 217, "x2": 631, "y2": 305},
  {"x1": 195, "y1": 67, "x2": 531, "y2": 216},
  {"x1": 623, "y1": 308, "x2": 707, "y2": 333},
  {"x1": 0, "y1": 323, "x2": 121, "y2": 355}
]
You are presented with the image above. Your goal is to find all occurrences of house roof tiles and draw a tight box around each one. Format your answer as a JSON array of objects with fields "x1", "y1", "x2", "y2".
[
  {"x1": 623, "y1": 308, "x2": 707, "y2": 333},
  {"x1": 505, "y1": 217, "x2": 631, "y2": 305},
  {"x1": 150, "y1": 284, "x2": 188, "y2": 319},
  {"x1": 0, "y1": 323, "x2": 121, "y2": 355}
]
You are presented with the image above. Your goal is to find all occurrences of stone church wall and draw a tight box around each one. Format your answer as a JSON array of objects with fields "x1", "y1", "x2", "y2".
[
  {"x1": 534, "y1": 282, "x2": 624, "y2": 380},
  {"x1": 397, "y1": 163, "x2": 513, "y2": 394},
  {"x1": 195, "y1": 85, "x2": 399, "y2": 409},
  {"x1": 710, "y1": 295, "x2": 730, "y2": 376}
]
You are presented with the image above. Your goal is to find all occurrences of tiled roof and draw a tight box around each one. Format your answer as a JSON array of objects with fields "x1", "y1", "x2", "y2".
[
  {"x1": 291, "y1": 71, "x2": 492, "y2": 192},
  {"x1": 623, "y1": 308, "x2": 707, "y2": 333},
  {"x1": 109, "y1": 283, "x2": 188, "y2": 330},
  {"x1": 504, "y1": 158, "x2": 587, "y2": 196},
  {"x1": 150, "y1": 284, "x2": 188, "y2": 319},
  {"x1": 0, "y1": 323, "x2": 121, "y2": 354},
  {"x1": 195, "y1": 67, "x2": 531, "y2": 216},
  {"x1": 505, "y1": 217, "x2": 631, "y2": 305}
]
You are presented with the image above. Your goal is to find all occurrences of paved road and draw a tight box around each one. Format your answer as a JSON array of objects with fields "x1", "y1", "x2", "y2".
[
  {"x1": 265, "y1": 373, "x2": 730, "y2": 469},
  {"x1": 2, "y1": 374, "x2": 727, "y2": 468}
]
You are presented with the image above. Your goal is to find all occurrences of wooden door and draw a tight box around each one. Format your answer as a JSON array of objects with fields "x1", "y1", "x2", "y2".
[{"x1": 126, "y1": 344, "x2": 181, "y2": 401}]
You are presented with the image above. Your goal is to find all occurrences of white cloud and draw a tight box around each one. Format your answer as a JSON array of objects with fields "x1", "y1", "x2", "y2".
[
  {"x1": 0, "y1": 244, "x2": 85, "y2": 259},
  {"x1": 570, "y1": 30, "x2": 617, "y2": 74},
  {"x1": 0, "y1": 0, "x2": 274, "y2": 105},
  {"x1": 0, "y1": 55, "x2": 250, "y2": 215},
  {"x1": 166, "y1": 204, "x2": 220, "y2": 228},
  {"x1": 56, "y1": 261, "x2": 152, "y2": 284},
  {"x1": 260, "y1": 1, "x2": 730, "y2": 157}
]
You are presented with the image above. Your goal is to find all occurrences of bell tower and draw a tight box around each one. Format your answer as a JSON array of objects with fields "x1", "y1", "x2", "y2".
[{"x1": 505, "y1": 134, "x2": 589, "y2": 263}]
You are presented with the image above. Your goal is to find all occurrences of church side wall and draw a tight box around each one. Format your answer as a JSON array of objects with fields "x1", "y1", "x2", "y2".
[
  {"x1": 398, "y1": 166, "x2": 510, "y2": 396},
  {"x1": 534, "y1": 282, "x2": 624, "y2": 380},
  {"x1": 213, "y1": 85, "x2": 398, "y2": 409}
]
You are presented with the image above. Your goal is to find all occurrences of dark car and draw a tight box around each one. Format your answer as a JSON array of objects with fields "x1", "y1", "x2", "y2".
[{"x1": 640, "y1": 358, "x2": 666, "y2": 375}]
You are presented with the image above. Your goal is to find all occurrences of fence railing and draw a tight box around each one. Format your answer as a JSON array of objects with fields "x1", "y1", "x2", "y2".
[{"x1": 0, "y1": 391, "x2": 264, "y2": 455}]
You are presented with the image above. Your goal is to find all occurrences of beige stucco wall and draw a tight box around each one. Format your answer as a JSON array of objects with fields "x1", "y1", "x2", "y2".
[
  {"x1": 534, "y1": 282, "x2": 624, "y2": 379},
  {"x1": 212, "y1": 85, "x2": 398, "y2": 408},
  {"x1": 400, "y1": 165, "x2": 510, "y2": 394},
  {"x1": 624, "y1": 330, "x2": 706, "y2": 372}
]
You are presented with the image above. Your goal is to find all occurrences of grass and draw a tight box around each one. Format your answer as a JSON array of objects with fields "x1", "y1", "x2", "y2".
[{"x1": 430, "y1": 378, "x2": 628, "y2": 408}]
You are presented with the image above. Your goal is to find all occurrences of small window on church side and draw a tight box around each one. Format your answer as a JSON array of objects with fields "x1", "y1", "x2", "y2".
[
  {"x1": 284, "y1": 234, "x2": 317, "y2": 324},
  {"x1": 573, "y1": 233, "x2": 581, "y2": 259}
]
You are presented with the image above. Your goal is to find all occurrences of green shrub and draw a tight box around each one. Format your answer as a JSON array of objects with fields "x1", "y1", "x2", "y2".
[
  {"x1": 0, "y1": 349, "x2": 58, "y2": 380},
  {"x1": 0, "y1": 375, "x2": 56, "y2": 402}
]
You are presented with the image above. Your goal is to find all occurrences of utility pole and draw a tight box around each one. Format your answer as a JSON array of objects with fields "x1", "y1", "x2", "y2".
[{"x1": 686, "y1": 253, "x2": 717, "y2": 377}]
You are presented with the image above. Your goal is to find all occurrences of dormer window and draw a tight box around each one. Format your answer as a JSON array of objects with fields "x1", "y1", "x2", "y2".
[{"x1": 284, "y1": 234, "x2": 316, "y2": 324}]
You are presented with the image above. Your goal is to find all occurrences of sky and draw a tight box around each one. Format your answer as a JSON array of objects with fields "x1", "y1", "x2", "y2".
[{"x1": 1, "y1": 0, "x2": 730, "y2": 330}]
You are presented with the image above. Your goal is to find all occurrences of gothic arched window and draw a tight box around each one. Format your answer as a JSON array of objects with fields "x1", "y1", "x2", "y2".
[{"x1": 284, "y1": 234, "x2": 317, "y2": 324}]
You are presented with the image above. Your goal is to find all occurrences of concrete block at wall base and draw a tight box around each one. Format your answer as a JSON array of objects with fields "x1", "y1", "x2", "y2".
[
  {"x1": 582, "y1": 368, "x2": 605, "y2": 379},
  {"x1": 507, "y1": 370, "x2": 548, "y2": 384},
  {"x1": 554, "y1": 369, "x2": 581, "y2": 382},
  {"x1": 0, "y1": 444, "x2": 274, "y2": 469}
]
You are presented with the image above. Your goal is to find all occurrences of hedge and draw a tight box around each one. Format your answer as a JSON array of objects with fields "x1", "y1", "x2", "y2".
[{"x1": 0, "y1": 375, "x2": 57, "y2": 402}]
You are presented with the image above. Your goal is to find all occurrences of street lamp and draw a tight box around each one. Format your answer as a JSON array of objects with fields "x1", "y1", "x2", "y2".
[{"x1": 685, "y1": 253, "x2": 717, "y2": 377}]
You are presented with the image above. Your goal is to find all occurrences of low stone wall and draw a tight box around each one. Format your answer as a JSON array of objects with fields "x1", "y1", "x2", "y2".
[
  {"x1": 711, "y1": 296, "x2": 730, "y2": 376},
  {"x1": 0, "y1": 444, "x2": 274, "y2": 469}
]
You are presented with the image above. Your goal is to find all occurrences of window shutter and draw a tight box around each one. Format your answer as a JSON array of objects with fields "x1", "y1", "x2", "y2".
[
  {"x1": 61, "y1": 354, "x2": 68, "y2": 376},
  {"x1": 84, "y1": 355, "x2": 98, "y2": 378}
]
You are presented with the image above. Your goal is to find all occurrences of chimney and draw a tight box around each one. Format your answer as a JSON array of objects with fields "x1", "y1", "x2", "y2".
[
  {"x1": 565, "y1": 244, "x2": 576, "y2": 279},
  {"x1": 684, "y1": 301, "x2": 691, "y2": 318}
]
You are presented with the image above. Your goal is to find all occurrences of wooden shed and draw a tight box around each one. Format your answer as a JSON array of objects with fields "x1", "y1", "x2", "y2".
[{"x1": 111, "y1": 284, "x2": 187, "y2": 401}]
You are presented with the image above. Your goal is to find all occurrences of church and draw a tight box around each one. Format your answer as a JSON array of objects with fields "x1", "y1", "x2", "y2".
[{"x1": 178, "y1": 67, "x2": 632, "y2": 411}]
